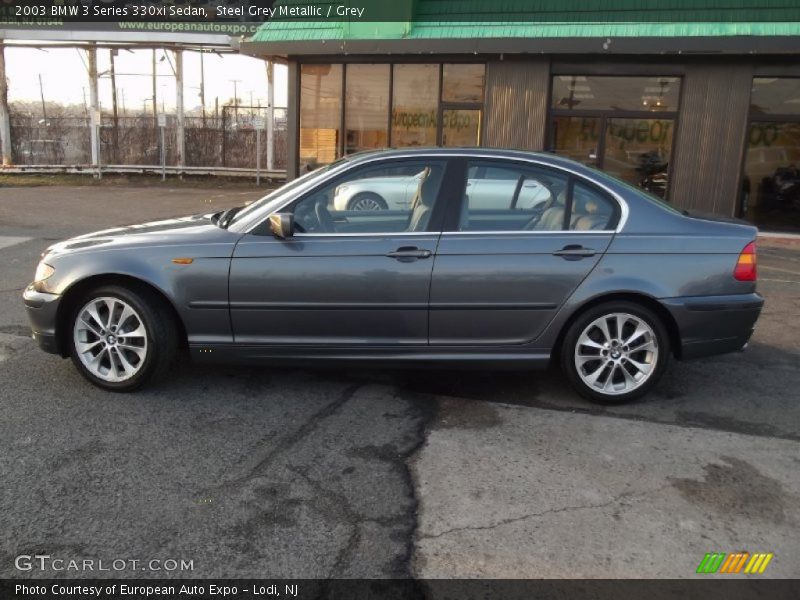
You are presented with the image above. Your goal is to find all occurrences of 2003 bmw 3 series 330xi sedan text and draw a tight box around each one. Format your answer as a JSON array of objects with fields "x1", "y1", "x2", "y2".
[{"x1": 23, "y1": 149, "x2": 764, "y2": 404}]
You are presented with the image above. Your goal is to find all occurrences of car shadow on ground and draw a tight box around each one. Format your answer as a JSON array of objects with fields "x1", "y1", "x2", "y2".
[{"x1": 153, "y1": 336, "x2": 800, "y2": 441}]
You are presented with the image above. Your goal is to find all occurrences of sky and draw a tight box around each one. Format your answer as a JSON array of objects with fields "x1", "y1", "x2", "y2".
[{"x1": 5, "y1": 46, "x2": 288, "y2": 115}]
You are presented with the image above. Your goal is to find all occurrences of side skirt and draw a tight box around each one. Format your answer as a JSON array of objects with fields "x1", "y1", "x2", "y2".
[{"x1": 189, "y1": 344, "x2": 552, "y2": 370}]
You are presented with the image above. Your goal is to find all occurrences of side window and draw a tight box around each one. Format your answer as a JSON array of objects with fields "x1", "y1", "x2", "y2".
[
  {"x1": 569, "y1": 182, "x2": 616, "y2": 231},
  {"x1": 292, "y1": 160, "x2": 445, "y2": 234},
  {"x1": 459, "y1": 161, "x2": 568, "y2": 231}
]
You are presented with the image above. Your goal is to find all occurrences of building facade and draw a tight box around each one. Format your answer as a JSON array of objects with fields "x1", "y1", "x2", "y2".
[{"x1": 241, "y1": 2, "x2": 800, "y2": 232}]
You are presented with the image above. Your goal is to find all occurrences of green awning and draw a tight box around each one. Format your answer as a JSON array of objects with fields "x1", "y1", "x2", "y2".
[{"x1": 242, "y1": 1, "x2": 800, "y2": 55}]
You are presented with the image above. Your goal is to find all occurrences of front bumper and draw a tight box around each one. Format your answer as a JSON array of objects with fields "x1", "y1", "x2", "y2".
[
  {"x1": 23, "y1": 285, "x2": 63, "y2": 355},
  {"x1": 661, "y1": 293, "x2": 764, "y2": 360}
]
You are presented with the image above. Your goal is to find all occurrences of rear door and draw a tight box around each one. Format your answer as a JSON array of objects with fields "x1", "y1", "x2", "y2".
[{"x1": 429, "y1": 158, "x2": 619, "y2": 345}]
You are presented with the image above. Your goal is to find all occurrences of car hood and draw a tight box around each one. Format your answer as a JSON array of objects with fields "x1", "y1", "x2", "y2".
[{"x1": 44, "y1": 212, "x2": 238, "y2": 257}]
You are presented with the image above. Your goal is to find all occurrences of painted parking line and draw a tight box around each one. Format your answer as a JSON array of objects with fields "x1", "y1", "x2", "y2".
[{"x1": 0, "y1": 236, "x2": 31, "y2": 250}]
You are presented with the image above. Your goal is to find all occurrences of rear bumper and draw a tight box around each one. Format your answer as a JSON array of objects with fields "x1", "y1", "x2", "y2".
[
  {"x1": 23, "y1": 285, "x2": 63, "y2": 355},
  {"x1": 661, "y1": 293, "x2": 764, "y2": 360}
]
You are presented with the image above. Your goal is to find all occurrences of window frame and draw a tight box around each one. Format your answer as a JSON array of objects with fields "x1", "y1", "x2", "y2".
[{"x1": 441, "y1": 157, "x2": 621, "y2": 234}]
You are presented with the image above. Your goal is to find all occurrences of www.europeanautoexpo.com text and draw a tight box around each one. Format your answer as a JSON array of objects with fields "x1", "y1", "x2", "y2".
[{"x1": 14, "y1": 583, "x2": 300, "y2": 598}]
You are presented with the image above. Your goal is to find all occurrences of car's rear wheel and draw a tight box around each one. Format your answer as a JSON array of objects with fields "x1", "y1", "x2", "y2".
[
  {"x1": 348, "y1": 192, "x2": 387, "y2": 211},
  {"x1": 561, "y1": 301, "x2": 670, "y2": 404},
  {"x1": 69, "y1": 285, "x2": 178, "y2": 392}
]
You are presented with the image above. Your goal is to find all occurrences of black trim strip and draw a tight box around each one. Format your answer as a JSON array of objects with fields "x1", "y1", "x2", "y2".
[
  {"x1": 196, "y1": 300, "x2": 558, "y2": 310},
  {"x1": 193, "y1": 301, "x2": 559, "y2": 310}
]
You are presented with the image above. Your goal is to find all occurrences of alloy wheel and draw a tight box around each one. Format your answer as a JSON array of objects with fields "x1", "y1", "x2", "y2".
[
  {"x1": 574, "y1": 312, "x2": 658, "y2": 396},
  {"x1": 73, "y1": 296, "x2": 148, "y2": 383}
]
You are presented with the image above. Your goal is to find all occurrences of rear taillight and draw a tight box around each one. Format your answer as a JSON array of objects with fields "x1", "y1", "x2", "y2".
[{"x1": 734, "y1": 241, "x2": 757, "y2": 282}]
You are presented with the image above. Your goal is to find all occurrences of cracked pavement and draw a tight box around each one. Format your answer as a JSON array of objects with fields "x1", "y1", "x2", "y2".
[{"x1": 1, "y1": 185, "x2": 799, "y2": 580}]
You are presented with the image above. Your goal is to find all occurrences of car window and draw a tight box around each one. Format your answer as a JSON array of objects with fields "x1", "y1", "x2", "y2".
[
  {"x1": 458, "y1": 161, "x2": 568, "y2": 231},
  {"x1": 291, "y1": 160, "x2": 446, "y2": 234},
  {"x1": 569, "y1": 182, "x2": 616, "y2": 231}
]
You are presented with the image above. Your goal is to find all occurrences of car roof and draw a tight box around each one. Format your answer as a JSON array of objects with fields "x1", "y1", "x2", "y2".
[{"x1": 341, "y1": 147, "x2": 600, "y2": 175}]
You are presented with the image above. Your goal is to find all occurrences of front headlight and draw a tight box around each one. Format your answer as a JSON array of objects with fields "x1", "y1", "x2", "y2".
[{"x1": 33, "y1": 262, "x2": 55, "y2": 290}]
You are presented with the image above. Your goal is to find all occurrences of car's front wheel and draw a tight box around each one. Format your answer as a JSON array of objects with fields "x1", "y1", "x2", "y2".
[
  {"x1": 561, "y1": 301, "x2": 670, "y2": 404},
  {"x1": 69, "y1": 285, "x2": 178, "y2": 392}
]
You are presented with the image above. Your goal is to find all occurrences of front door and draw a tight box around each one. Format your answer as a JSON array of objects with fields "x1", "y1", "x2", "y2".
[
  {"x1": 229, "y1": 158, "x2": 449, "y2": 345},
  {"x1": 429, "y1": 159, "x2": 619, "y2": 345}
]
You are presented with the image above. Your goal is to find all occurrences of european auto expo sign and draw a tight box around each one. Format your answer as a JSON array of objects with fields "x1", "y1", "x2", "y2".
[
  {"x1": 574, "y1": 118, "x2": 674, "y2": 144},
  {"x1": 392, "y1": 110, "x2": 475, "y2": 131}
]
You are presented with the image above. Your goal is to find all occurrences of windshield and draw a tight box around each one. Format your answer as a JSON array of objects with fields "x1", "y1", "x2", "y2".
[{"x1": 227, "y1": 161, "x2": 343, "y2": 230}]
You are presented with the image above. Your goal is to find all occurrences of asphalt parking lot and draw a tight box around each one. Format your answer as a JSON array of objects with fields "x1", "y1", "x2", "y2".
[{"x1": 1, "y1": 184, "x2": 799, "y2": 579}]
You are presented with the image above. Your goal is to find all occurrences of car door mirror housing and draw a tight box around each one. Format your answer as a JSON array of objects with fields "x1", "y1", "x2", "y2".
[{"x1": 269, "y1": 213, "x2": 294, "y2": 239}]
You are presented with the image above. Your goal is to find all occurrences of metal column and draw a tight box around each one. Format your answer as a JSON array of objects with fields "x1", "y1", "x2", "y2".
[
  {"x1": 175, "y1": 49, "x2": 185, "y2": 170},
  {"x1": 88, "y1": 45, "x2": 101, "y2": 178},
  {"x1": 266, "y1": 60, "x2": 275, "y2": 171},
  {"x1": 0, "y1": 43, "x2": 12, "y2": 166}
]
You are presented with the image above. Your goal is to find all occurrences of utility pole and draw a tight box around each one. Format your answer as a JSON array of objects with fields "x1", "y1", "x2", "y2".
[
  {"x1": 109, "y1": 49, "x2": 119, "y2": 163},
  {"x1": 82, "y1": 87, "x2": 88, "y2": 119},
  {"x1": 38, "y1": 73, "x2": 47, "y2": 123},
  {"x1": 0, "y1": 43, "x2": 12, "y2": 165},
  {"x1": 151, "y1": 49, "x2": 157, "y2": 125},
  {"x1": 230, "y1": 79, "x2": 240, "y2": 123}
]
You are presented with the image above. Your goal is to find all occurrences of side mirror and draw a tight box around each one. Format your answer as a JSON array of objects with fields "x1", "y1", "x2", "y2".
[{"x1": 269, "y1": 213, "x2": 294, "y2": 239}]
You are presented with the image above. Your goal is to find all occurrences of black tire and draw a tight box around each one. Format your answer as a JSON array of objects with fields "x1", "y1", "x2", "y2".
[
  {"x1": 560, "y1": 301, "x2": 670, "y2": 405},
  {"x1": 347, "y1": 192, "x2": 388, "y2": 211},
  {"x1": 68, "y1": 284, "x2": 179, "y2": 392}
]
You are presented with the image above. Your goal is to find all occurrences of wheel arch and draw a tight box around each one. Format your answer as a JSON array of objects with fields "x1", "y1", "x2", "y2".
[
  {"x1": 55, "y1": 273, "x2": 188, "y2": 357},
  {"x1": 553, "y1": 292, "x2": 682, "y2": 363}
]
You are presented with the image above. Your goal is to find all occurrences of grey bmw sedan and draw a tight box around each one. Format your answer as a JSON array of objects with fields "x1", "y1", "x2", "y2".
[{"x1": 23, "y1": 149, "x2": 763, "y2": 404}]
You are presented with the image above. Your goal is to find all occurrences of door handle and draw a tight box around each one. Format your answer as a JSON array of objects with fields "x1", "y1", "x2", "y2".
[
  {"x1": 552, "y1": 245, "x2": 596, "y2": 260},
  {"x1": 386, "y1": 246, "x2": 432, "y2": 261}
]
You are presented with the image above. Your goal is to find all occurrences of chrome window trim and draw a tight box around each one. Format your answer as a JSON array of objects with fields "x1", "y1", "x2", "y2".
[
  {"x1": 291, "y1": 232, "x2": 439, "y2": 238},
  {"x1": 442, "y1": 230, "x2": 614, "y2": 236},
  {"x1": 246, "y1": 151, "x2": 630, "y2": 236}
]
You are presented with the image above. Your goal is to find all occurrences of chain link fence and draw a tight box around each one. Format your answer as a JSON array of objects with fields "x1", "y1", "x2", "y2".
[{"x1": 9, "y1": 106, "x2": 288, "y2": 171}]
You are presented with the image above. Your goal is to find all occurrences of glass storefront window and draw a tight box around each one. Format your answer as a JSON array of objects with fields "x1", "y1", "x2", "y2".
[
  {"x1": 442, "y1": 64, "x2": 486, "y2": 103},
  {"x1": 441, "y1": 109, "x2": 482, "y2": 147},
  {"x1": 750, "y1": 78, "x2": 800, "y2": 115},
  {"x1": 742, "y1": 121, "x2": 800, "y2": 231},
  {"x1": 552, "y1": 76, "x2": 680, "y2": 113},
  {"x1": 344, "y1": 64, "x2": 390, "y2": 155},
  {"x1": 299, "y1": 62, "x2": 484, "y2": 168},
  {"x1": 550, "y1": 75, "x2": 680, "y2": 199},
  {"x1": 299, "y1": 64, "x2": 342, "y2": 169},
  {"x1": 392, "y1": 64, "x2": 439, "y2": 147},
  {"x1": 551, "y1": 116, "x2": 601, "y2": 167},
  {"x1": 604, "y1": 118, "x2": 673, "y2": 198},
  {"x1": 742, "y1": 77, "x2": 800, "y2": 231}
]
